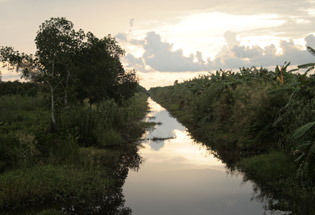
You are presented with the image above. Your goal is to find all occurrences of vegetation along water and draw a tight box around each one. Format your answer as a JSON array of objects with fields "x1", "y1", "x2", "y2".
[
  {"x1": 1, "y1": 16, "x2": 315, "y2": 215},
  {"x1": 0, "y1": 17, "x2": 149, "y2": 214},
  {"x1": 149, "y1": 62, "x2": 315, "y2": 214}
]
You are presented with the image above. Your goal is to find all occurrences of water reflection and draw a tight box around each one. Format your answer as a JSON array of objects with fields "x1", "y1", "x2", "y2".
[
  {"x1": 145, "y1": 109, "x2": 185, "y2": 151},
  {"x1": 15, "y1": 146, "x2": 142, "y2": 215},
  {"x1": 123, "y1": 98, "x2": 286, "y2": 215}
]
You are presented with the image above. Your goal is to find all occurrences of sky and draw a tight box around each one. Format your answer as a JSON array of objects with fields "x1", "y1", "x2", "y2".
[{"x1": 1, "y1": 0, "x2": 315, "y2": 88}]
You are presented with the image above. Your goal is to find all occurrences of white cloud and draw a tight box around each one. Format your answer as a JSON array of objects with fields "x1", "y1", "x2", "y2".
[
  {"x1": 115, "y1": 33, "x2": 128, "y2": 41},
  {"x1": 305, "y1": 34, "x2": 315, "y2": 47},
  {"x1": 0, "y1": 66, "x2": 21, "y2": 81},
  {"x1": 142, "y1": 32, "x2": 211, "y2": 72},
  {"x1": 121, "y1": 31, "x2": 315, "y2": 75},
  {"x1": 224, "y1": 31, "x2": 240, "y2": 48}
]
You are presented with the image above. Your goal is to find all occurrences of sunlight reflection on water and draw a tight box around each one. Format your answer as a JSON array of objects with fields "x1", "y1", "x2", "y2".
[{"x1": 123, "y1": 98, "x2": 286, "y2": 215}]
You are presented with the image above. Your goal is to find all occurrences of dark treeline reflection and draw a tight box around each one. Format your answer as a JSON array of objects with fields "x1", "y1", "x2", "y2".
[
  {"x1": 13, "y1": 145, "x2": 142, "y2": 215},
  {"x1": 187, "y1": 126, "x2": 314, "y2": 215},
  {"x1": 63, "y1": 189, "x2": 131, "y2": 215},
  {"x1": 65, "y1": 146, "x2": 142, "y2": 215}
]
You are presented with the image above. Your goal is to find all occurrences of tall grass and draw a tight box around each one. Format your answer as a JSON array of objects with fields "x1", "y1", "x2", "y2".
[
  {"x1": 59, "y1": 92, "x2": 148, "y2": 148},
  {"x1": 0, "y1": 92, "x2": 148, "y2": 213}
]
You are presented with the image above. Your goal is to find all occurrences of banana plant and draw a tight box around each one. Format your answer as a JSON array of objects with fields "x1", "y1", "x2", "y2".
[
  {"x1": 292, "y1": 121, "x2": 315, "y2": 182},
  {"x1": 297, "y1": 46, "x2": 315, "y2": 74}
]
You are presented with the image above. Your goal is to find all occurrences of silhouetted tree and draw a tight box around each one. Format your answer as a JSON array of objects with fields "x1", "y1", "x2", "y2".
[{"x1": 74, "y1": 33, "x2": 137, "y2": 103}]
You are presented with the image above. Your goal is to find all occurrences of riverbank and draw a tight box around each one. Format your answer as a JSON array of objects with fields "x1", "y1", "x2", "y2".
[
  {"x1": 0, "y1": 89, "x2": 149, "y2": 214},
  {"x1": 149, "y1": 67, "x2": 315, "y2": 214}
]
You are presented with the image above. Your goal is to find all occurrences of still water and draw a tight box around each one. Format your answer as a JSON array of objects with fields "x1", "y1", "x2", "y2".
[{"x1": 123, "y1": 98, "x2": 285, "y2": 215}]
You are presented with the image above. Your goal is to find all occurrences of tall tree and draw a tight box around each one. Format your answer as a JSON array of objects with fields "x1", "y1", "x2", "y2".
[
  {"x1": 35, "y1": 17, "x2": 85, "y2": 114},
  {"x1": 1, "y1": 18, "x2": 85, "y2": 128},
  {"x1": 1, "y1": 17, "x2": 139, "y2": 129}
]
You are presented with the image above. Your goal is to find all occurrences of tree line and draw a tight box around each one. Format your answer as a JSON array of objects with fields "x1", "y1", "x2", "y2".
[{"x1": 0, "y1": 17, "x2": 139, "y2": 129}]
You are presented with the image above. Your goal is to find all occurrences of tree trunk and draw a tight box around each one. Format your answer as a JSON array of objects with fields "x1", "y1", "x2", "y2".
[
  {"x1": 48, "y1": 81, "x2": 56, "y2": 129},
  {"x1": 64, "y1": 69, "x2": 70, "y2": 106},
  {"x1": 49, "y1": 58, "x2": 56, "y2": 130}
]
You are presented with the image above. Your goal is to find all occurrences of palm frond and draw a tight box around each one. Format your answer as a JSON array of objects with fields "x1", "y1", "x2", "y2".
[
  {"x1": 306, "y1": 46, "x2": 315, "y2": 57},
  {"x1": 297, "y1": 63, "x2": 315, "y2": 69},
  {"x1": 292, "y1": 121, "x2": 315, "y2": 140}
]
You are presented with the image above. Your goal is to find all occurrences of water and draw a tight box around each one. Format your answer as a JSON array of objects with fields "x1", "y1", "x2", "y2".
[{"x1": 123, "y1": 98, "x2": 285, "y2": 215}]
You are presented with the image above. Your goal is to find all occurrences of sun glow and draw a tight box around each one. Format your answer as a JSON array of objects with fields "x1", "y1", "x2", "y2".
[{"x1": 131, "y1": 12, "x2": 285, "y2": 59}]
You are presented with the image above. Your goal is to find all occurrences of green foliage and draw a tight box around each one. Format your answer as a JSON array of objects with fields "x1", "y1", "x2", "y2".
[
  {"x1": 74, "y1": 34, "x2": 137, "y2": 103},
  {"x1": 0, "y1": 91, "x2": 148, "y2": 173},
  {"x1": 150, "y1": 66, "x2": 315, "y2": 183},
  {"x1": 35, "y1": 209, "x2": 64, "y2": 215},
  {"x1": 291, "y1": 121, "x2": 315, "y2": 183},
  {"x1": 15, "y1": 132, "x2": 40, "y2": 167},
  {"x1": 59, "y1": 93, "x2": 148, "y2": 148},
  {"x1": 0, "y1": 135, "x2": 19, "y2": 171},
  {"x1": 0, "y1": 165, "x2": 112, "y2": 211},
  {"x1": 0, "y1": 16, "x2": 149, "y2": 213},
  {"x1": 237, "y1": 152, "x2": 296, "y2": 184},
  {"x1": 0, "y1": 95, "x2": 47, "y2": 124},
  {"x1": 0, "y1": 81, "x2": 40, "y2": 96},
  {"x1": 0, "y1": 95, "x2": 49, "y2": 170},
  {"x1": 1, "y1": 17, "x2": 140, "y2": 127},
  {"x1": 292, "y1": 121, "x2": 315, "y2": 140}
]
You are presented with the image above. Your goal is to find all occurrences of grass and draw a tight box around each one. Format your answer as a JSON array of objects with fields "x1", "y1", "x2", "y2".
[
  {"x1": 237, "y1": 151, "x2": 296, "y2": 186},
  {"x1": 0, "y1": 164, "x2": 113, "y2": 212},
  {"x1": 0, "y1": 92, "x2": 149, "y2": 213},
  {"x1": 237, "y1": 151, "x2": 315, "y2": 214}
]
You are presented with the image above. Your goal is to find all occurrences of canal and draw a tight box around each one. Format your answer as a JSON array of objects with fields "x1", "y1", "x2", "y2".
[{"x1": 123, "y1": 98, "x2": 286, "y2": 215}]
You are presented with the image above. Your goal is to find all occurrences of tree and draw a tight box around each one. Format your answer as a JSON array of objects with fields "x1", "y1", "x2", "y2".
[
  {"x1": 35, "y1": 18, "x2": 86, "y2": 126},
  {"x1": 0, "y1": 46, "x2": 38, "y2": 79},
  {"x1": 35, "y1": 17, "x2": 85, "y2": 108},
  {"x1": 1, "y1": 17, "x2": 140, "y2": 129},
  {"x1": 1, "y1": 18, "x2": 85, "y2": 129},
  {"x1": 74, "y1": 33, "x2": 135, "y2": 103}
]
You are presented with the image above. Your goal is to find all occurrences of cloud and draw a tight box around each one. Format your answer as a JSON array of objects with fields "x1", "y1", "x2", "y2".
[
  {"x1": 142, "y1": 32, "x2": 211, "y2": 72},
  {"x1": 214, "y1": 33, "x2": 315, "y2": 69},
  {"x1": 203, "y1": 0, "x2": 314, "y2": 17},
  {"x1": 123, "y1": 31, "x2": 315, "y2": 73},
  {"x1": 115, "y1": 33, "x2": 128, "y2": 41},
  {"x1": 224, "y1": 31, "x2": 240, "y2": 48},
  {"x1": 0, "y1": 66, "x2": 21, "y2": 81},
  {"x1": 232, "y1": 45, "x2": 263, "y2": 59},
  {"x1": 125, "y1": 54, "x2": 146, "y2": 72},
  {"x1": 129, "y1": 18, "x2": 134, "y2": 32},
  {"x1": 305, "y1": 34, "x2": 315, "y2": 48}
]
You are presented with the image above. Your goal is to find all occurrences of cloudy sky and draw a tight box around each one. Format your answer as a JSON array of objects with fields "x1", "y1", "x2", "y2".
[{"x1": 1, "y1": 0, "x2": 315, "y2": 88}]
